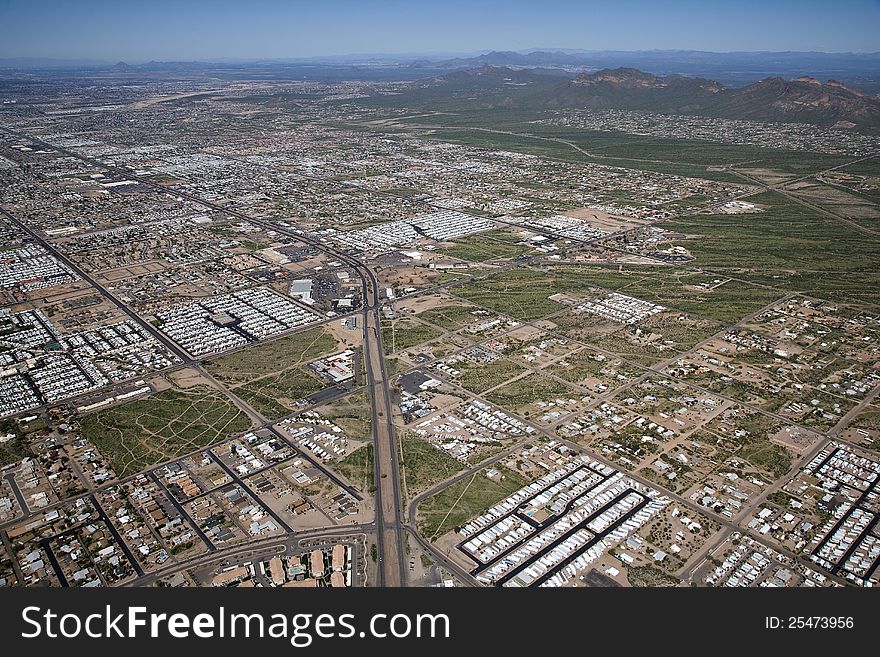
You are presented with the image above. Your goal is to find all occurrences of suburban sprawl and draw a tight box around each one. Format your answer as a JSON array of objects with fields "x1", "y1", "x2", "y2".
[{"x1": 1, "y1": 57, "x2": 879, "y2": 591}]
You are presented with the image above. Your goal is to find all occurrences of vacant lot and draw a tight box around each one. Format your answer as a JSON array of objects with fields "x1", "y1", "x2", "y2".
[
  {"x1": 439, "y1": 230, "x2": 530, "y2": 262},
  {"x1": 204, "y1": 327, "x2": 338, "y2": 419},
  {"x1": 485, "y1": 374, "x2": 577, "y2": 415},
  {"x1": 400, "y1": 436, "x2": 465, "y2": 497},
  {"x1": 453, "y1": 262, "x2": 787, "y2": 325},
  {"x1": 452, "y1": 268, "x2": 563, "y2": 321},
  {"x1": 80, "y1": 385, "x2": 252, "y2": 478},
  {"x1": 333, "y1": 444, "x2": 375, "y2": 494},
  {"x1": 203, "y1": 328, "x2": 337, "y2": 383},
  {"x1": 665, "y1": 191, "x2": 880, "y2": 308},
  {"x1": 627, "y1": 565, "x2": 680, "y2": 587},
  {"x1": 0, "y1": 420, "x2": 32, "y2": 467},
  {"x1": 381, "y1": 317, "x2": 444, "y2": 354},
  {"x1": 458, "y1": 358, "x2": 527, "y2": 394},
  {"x1": 416, "y1": 302, "x2": 485, "y2": 332},
  {"x1": 314, "y1": 390, "x2": 372, "y2": 438},
  {"x1": 543, "y1": 264, "x2": 784, "y2": 324},
  {"x1": 417, "y1": 467, "x2": 528, "y2": 540},
  {"x1": 554, "y1": 349, "x2": 641, "y2": 388}
]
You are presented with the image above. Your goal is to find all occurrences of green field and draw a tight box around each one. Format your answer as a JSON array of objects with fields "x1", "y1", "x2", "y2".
[
  {"x1": 665, "y1": 191, "x2": 880, "y2": 307},
  {"x1": 525, "y1": 124, "x2": 852, "y2": 174},
  {"x1": 383, "y1": 108, "x2": 880, "y2": 312},
  {"x1": 415, "y1": 302, "x2": 484, "y2": 332},
  {"x1": 422, "y1": 127, "x2": 748, "y2": 184},
  {"x1": 846, "y1": 406, "x2": 880, "y2": 451},
  {"x1": 554, "y1": 349, "x2": 641, "y2": 387},
  {"x1": 381, "y1": 317, "x2": 444, "y2": 353},
  {"x1": 333, "y1": 444, "x2": 375, "y2": 494},
  {"x1": 451, "y1": 267, "x2": 563, "y2": 320},
  {"x1": 704, "y1": 409, "x2": 793, "y2": 479},
  {"x1": 80, "y1": 385, "x2": 252, "y2": 478},
  {"x1": 452, "y1": 263, "x2": 788, "y2": 326},
  {"x1": 627, "y1": 565, "x2": 680, "y2": 587},
  {"x1": 204, "y1": 328, "x2": 338, "y2": 419},
  {"x1": 0, "y1": 419, "x2": 32, "y2": 467},
  {"x1": 543, "y1": 264, "x2": 784, "y2": 324},
  {"x1": 417, "y1": 467, "x2": 529, "y2": 540},
  {"x1": 399, "y1": 112, "x2": 850, "y2": 183},
  {"x1": 838, "y1": 157, "x2": 880, "y2": 177},
  {"x1": 485, "y1": 373, "x2": 578, "y2": 416},
  {"x1": 458, "y1": 358, "x2": 527, "y2": 394},
  {"x1": 233, "y1": 370, "x2": 326, "y2": 420},
  {"x1": 400, "y1": 436, "x2": 466, "y2": 495},
  {"x1": 738, "y1": 442, "x2": 792, "y2": 479},
  {"x1": 314, "y1": 390, "x2": 372, "y2": 438},
  {"x1": 439, "y1": 230, "x2": 530, "y2": 262},
  {"x1": 203, "y1": 328, "x2": 337, "y2": 383}
]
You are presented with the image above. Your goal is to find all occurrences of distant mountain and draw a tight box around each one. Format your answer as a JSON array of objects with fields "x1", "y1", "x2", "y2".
[
  {"x1": 378, "y1": 66, "x2": 571, "y2": 110},
  {"x1": 418, "y1": 65, "x2": 570, "y2": 87},
  {"x1": 416, "y1": 49, "x2": 880, "y2": 92},
  {"x1": 549, "y1": 68, "x2": 723, "y2": 112},
  {"x1": 425, "y1": 50, "x2": 586, "y2": 69},
  {"x1": 401, "y1": 66, "x2": 880, "y2": 130},
  {"x1": 715, "y1": 75, "x2": 880, "y2": 126}
]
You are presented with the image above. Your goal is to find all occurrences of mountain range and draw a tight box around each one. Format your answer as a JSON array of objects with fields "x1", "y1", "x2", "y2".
[
  {"x1": 404, "y1": 66, "x2": 880, "y2": 130},
  {"x1": 4, "y1": 49, "x2": 880, "y2": 90},
  {"x1": 412, "y1": 49, "x2": 880, "y2": 90}
]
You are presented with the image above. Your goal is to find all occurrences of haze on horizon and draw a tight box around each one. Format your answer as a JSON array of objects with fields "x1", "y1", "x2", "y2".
[{"x1": 0, "y1": 0, "x2": 879, "y2": 63}]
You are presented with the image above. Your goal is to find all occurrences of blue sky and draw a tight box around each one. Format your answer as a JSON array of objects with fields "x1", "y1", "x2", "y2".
[{"x1": 1, "y1": 0, "x2": 878, "y2": 61}]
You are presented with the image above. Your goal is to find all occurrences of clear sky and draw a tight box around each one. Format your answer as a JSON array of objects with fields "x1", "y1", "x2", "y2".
[{"x1": 1, "y1": 0, "x2": 878, "y2": 61}]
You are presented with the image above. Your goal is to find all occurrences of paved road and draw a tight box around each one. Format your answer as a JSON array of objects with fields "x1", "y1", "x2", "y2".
[
  {"x1": 3, "y1": 473, "x2": 28, "y2": 516},
  {"x1": 0, "y1": 207, "x2": 195, "y2": 366},
  {"x1": 205, "y1": 451, "x2": 294, "y2": 534},
  {"x1": 148, "y1": 470, "x2": 218, "y2": 552},
  {"x1": 363, "y1": 304, "x2": 406, "y2": 586},
  {"x1": 90, "y1": 493, "x2": 145, "y2": 577}
]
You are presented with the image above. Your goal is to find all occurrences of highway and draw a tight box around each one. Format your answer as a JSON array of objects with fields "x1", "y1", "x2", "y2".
[{"x1": 363, "y1": 301, "x2": 407, "y2": 586}]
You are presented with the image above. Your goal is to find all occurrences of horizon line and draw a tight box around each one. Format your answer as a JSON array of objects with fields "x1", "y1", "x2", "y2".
[{"x1": 3, "y1": 47, "x2": 880, "y2": 67}]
